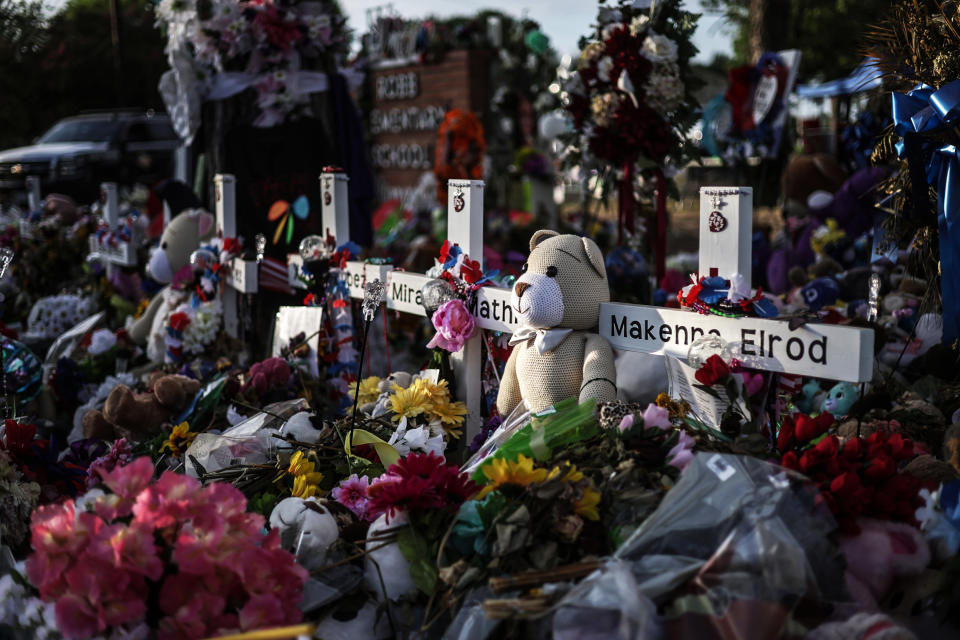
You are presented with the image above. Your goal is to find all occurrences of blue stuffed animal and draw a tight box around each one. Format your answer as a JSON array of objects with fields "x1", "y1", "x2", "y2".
[{"x1": 821, "y1": 381, "x2": 858, "y2": 418}]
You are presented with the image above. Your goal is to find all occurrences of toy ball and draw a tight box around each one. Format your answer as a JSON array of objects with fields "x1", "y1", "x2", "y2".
[
  {"x1": 1, "y1": 336, "x2": 42, "y2": 406},
  {"x1": 800, "y1": 277, "x2": 840, "y2": 312}
]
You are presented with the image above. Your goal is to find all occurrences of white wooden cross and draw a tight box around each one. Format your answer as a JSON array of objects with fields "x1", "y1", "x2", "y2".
[
  {"x1": 213, "y1": 173, "x2": 259, "y2": 339},
  {"x1": 19, "y1": 176, "x2": 42, "y2": 240},
  {"x1": 600, "y1": 186, "x2": 875, "y2": 382},
  {"x1": 88, "y1": 182, "x2": 139, "y2": 277}
]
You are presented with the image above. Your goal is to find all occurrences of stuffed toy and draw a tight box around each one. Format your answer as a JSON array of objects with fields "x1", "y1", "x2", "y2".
[
  {"x1": 821, "y1": 381, "x2": 858, "y2": 418},
  {"x1": 127, "y1": 209, "x2": 215, "y2": 362},
  {"x1": 269, "y1": 496, "x2": 339, "y2": 569},
  {"x1": 497, "y1": 230, "x2": 617, "y2": 416},
  {"x1": 81, "y1": 373, "x2": 201, "y2": 442},
  {"x1": 839, "y1": 517, "x2": 930, "y2": 610}
]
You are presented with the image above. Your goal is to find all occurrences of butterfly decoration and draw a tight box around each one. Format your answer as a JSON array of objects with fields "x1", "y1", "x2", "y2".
[{"x1": 268, "y1": 195, "x2": 310, "y2": 245}]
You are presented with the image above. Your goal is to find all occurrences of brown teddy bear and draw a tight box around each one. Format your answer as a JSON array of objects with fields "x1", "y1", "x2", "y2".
[
  {"x1": 496, "y1": 230, "x2": 617, "y2": 416},
  {"x1": 82, "y1": 374, "x2": 201, "y2": 442}
]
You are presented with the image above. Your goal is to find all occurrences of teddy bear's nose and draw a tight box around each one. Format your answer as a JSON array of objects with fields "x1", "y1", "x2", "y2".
[{"x1": 514, "y1": 282, "x2": 531, "y2": 297}]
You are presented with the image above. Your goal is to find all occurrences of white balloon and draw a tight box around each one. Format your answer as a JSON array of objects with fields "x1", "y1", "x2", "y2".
[{"x1": 539, "y1": 111, "x2": 569, "y2": 140}]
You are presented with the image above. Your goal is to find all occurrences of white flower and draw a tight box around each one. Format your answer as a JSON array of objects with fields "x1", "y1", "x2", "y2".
[
  {"x1": 641, "y1": 32, "x2": 679, "y2": 63},
  {"x1": 644, "y1": 62, "x2": 684, "y2": 113},
  {"x1": 88, "y1": 328, "x2": 117, "y2": 356},
  {"x1": 597, "y1": 56, "x2": 614, "y2": 83},
  {"x1": 727, "y1": 273, "x2": 751, "y2": 303},
  {"x1": 601, "y1": 22, "x2": 625, "y2": 41},
  {"x1": 629, "y1": 15, "x2": 650, "y2": 36},
  {"x1": 75, "y1": 488, "x2": 106, "y2": 513},
  {"x1": 226, "y1": 404, "x2": 247, "y2": 426}
]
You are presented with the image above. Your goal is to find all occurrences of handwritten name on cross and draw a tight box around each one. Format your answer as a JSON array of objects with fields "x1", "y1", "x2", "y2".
[
  {"x1": 214, "y1": 174, "x2": 259, "y2": 340},
  {"x1": 600, "y1": 186, "x2": 875, "y2": 382}
]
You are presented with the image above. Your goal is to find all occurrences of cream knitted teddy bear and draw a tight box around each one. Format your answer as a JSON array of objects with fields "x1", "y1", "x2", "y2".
[{"x1": 496, "y1": 230, "x2": 617, "y2": 416}]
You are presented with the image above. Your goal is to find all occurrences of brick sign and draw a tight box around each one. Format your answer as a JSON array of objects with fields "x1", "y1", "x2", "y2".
[{"x1": 369, "y1": 50, "x2": 491, "y2": 203}]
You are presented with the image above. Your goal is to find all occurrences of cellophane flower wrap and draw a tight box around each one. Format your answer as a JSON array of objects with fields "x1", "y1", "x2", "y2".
[{"x1": 25, "y1": 457, "x2": 307, "y2": 639}]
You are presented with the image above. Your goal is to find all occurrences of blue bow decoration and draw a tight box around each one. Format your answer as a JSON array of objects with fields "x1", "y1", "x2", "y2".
[{"x1": 892, "y1": 80, "x2": 960, "y2": 344}]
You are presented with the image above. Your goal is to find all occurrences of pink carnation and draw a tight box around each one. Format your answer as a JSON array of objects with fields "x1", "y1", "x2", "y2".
[
  {"x1": 642, "y1": 404, "x2": 672, "y2": 431},
  {"x1": 427, "y1": 299, "x2": 476, "y2": 352},
  {"x1": 667, "y1": 430, "x2": 696, "y2": 471}
]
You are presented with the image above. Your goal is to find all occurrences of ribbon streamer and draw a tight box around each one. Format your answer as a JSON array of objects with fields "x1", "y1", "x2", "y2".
[{"x1": 891, "y1": 80, "x2": 960, "y2": 344}]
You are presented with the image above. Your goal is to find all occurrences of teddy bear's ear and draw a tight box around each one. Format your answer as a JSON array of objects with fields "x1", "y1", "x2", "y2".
[
  {"x1": 190, "y1": 210, "x2": 215, "y2": 238},
  {"x1": 529, "y1": 229, "x2": 559, "y2": 252},
  {"x1": 581, "y1": 237, "x2": 606, "y2": 279}
]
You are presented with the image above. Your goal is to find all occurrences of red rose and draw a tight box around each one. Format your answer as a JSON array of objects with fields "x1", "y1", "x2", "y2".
[
  {"x1": 864, "y1": 455, "x2": 896, "y2": 480},
  {"x1": 795, "y1": 412, "x2": 834, "y2": 443},
  {"x1": 798, "y1": 451, "x2": 820, "y2": 475},
  {"x1": 830, "y1": 470, "x2": 862, "y2": 501},
  {"x1": 168, "y1": 312, "x2": 191, "y2": 332},
  {"x1": 840, "y1": 437, "x2": 862, "y2": 462},
  {"x1": 813, "y1": 435, "x2": 839, "y2": 458},
  {"x1": 776, "y1": 419, "x2": 795, "y2": 453},
  {"x1": 885, "y1": 433, "x2": 915, "y2": 461},
  {"x1": 780, "y1": 451, "x2": 799, "y2": 470},
  {"x1": 694, "y1": 355, "x2": 731, "y2": 387}
]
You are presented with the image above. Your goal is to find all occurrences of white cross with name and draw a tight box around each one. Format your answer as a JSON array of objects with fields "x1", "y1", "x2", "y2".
[
  {"x1": 599, "y1": 186, "x2": 875, "y2": 382},
  {"x1": 213, "y1": 174, "x2": 259, "y2": 340}
]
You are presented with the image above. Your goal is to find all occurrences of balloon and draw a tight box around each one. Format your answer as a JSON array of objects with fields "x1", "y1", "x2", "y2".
[
  {"x1": 421, "y1": 278, "x2": 456, "y2": 316},
  {"x1": 2, "y1": 336, "x2": 42, "y2": 406},
  {"x1": 524, "y1": 29, "x2": 550, "y2": 55},
  {"x1": 538, "y1": 111, "x2": 568, "y2": 141}
]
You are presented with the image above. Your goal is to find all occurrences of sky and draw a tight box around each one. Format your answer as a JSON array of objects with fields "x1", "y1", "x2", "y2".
[{"x1": 344, "y1": 0, "x2": 734, "y2": 62}]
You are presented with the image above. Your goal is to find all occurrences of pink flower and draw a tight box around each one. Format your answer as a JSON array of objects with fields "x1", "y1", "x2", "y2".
[
  {"x1": 618, "y1": 414, "x2": 635, "y2": 432},
  {"x1": 132, "y1": 471, "x2": 201, "y2": 530},
  {"x1": 239, "y1": 593, "x2": 286, "y2": 631},
  {"x1": 642, "y1": 404, "x2": 671, "y2": 431},
  {"x1": 427, "y1": 299, "x2": 476, "y2": 352},
  {"x1": 738, "y1": 371, "x2": 764, "y2": 397},
  {"x1": 88, "y1": 523, "x2": 163, "y2": 581},
  {"x1": 98, "y1": 457, "x2": 154, "y2": 517},
  {"x1": 27, "y1": 501, "x2": 105, "y2": 598},
  {"x1": 332, "y1": 474, "x2": 371, "y2": 520},
  {"x1": 667, "y1": 431, "x2": 696, "y2": 471},
  {"x1": 55, "y1": 593, "x2": 101, "y2": 639},
  {"x1": 158, "y1": 576, "x2": 225, "y2": 639}
]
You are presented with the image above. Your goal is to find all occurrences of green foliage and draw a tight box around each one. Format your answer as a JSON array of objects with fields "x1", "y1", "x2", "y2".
[
  {"x1": 701, "y1": 0, "x2": 894, "y2": 81},
  {"x1": 396, "y1": 521, "x2": 439, "y2": 595}
]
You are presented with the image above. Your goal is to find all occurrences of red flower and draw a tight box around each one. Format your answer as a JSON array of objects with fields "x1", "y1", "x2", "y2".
[
  {"x1": 813, "y1": 435, "x2": 839, "y2": 458},
  {"x1": 780, "y1": 451, "x2": 798, "y2": 470},
  {"x1": 460, "y1": 257, "x2": 483, "y2": 284},
  {"x1": 367, "y1": 476, "x2": 443, "y2": 522},
  {"x1": 840, "y1": 437, "x2": 862, "y2": 462},
  {"x1": 794, "y1": 412, "x2": 834, "y2": 443},
  {"x1": 694, "y1": 355, "x2": 730, "y2": 387},
  {"x1": 439, "y1": 240, "x2": 453, "y2": 264},
  {"x1": 864, "y1": 455, "x2": 896, "y2": 481},
  {"x1": 2, "y1": 419, "x2": 36, "y2": 456},
  {"x1": 168, "y1": 312, "x2": 191, "y2": 332},
  {"x1": 776, "y1": 419, "x2": 795, "y2": 453},
  {"x1": 253, "y1": 5, "x2": 303, "y2": 52},
  {"x1": 829, "y1": 471, "x2": 862, "y2": 503}
]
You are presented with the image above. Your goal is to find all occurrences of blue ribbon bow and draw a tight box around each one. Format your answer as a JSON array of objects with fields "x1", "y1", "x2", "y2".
[{"x1": 892, "y1": 80, "x2": 960, "y2": 344}]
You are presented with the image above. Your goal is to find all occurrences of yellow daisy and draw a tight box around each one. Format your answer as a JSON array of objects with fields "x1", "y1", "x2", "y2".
[
  {"x1": 161, "y1": 422, "x2": 196, "y2": 457},
  {"x1": 350, "y1": 376, "x2": 382, "y2": 406},
  {"x1": 574, "y1": 487, "x2": 601, "y2": 521},
  {"x1": 556, "y1": 462, "x2": 584, "y2": 484},
  {"x1": 412, "y1": 377, "x2": 453, "y2": 405},
  {"x1": 388, "y1": 384, "x2": 431, "y2": 421},
  {"x1": 477, "y1": 454, "x2": 550, "y2": 498},
  {"x1": 429, "y1": 398, "x2": 468, "y2": 437},
  {"x1": 292, "y1": 474, "x2": 322, "y2": 499}
]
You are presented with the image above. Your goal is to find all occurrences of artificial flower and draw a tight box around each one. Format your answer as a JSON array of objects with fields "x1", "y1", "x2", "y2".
[
  {"x1": 350, "y1": 376, "x2": 382, "y2": 406},
  {"x1": 427, "y1": 299, "x2": 477, "y2": 353},
  {"x1": 667, "y1": 430, "x2": 696, "y2": 471},
  {"x1": 388, "y1": 384, "x2": 432, "y2": 422},
  {"x1": 428, "y1": 398, "x2": 468, "y2": 437},
  {"x1": 694, "y1": 354, "x2": 731, "y2": 387},
  {"x1": 332, "y1": 474, "x2": 371, "y2": 521},
  {"x1": 161, "y1": 422, "x2": 197, "y2": 458},
  {"x1": 287, "y1": 451, "x2": 324, "y2": 498},
  {"x1": 641, "y1": 403, "x2": 671, "y2": 430},
  {"x1": 476, "y1": 454, "x2": 550, "y2": 498},
  {"x1": 574, "y1": 487, "x2": 601, "y2": 521}
]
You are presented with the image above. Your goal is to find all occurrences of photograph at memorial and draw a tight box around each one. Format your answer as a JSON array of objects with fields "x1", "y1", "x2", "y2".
[{"x1": 2, "y1": 1, "x2": 960, "y2": 639}]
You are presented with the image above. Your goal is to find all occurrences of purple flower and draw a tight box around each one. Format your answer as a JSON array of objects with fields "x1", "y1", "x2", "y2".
[
  {"x1": 641, "y1": 404, "x2": 671, "y2": 430},
  {"x1": 427, "y1": 299, "x2": 477, "y2": 353},
  {"x1": 618, "y1": 414, "x2": 635, "y2": 432},
  {"x1": 667, "y1": 431, "x2": 696, "y2": 471}
]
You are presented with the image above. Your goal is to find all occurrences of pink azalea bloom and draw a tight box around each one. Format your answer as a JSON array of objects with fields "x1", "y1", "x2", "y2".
[
  {"x1": 54, "y1": 593, "x2": 101, "y2": 639},
  {"x1": 89, "y1": 523, "x2": 163, "y2": 581},
  {"x1": 617, "y1": 414, "x2": 635, "y2": 432},
  {"x1": 132, "y1": 471, "x2": 201, "y2": 530},
  {"x1": 27, "y1": 502, "x2": 104, "y2": 598},
  {"x1": 642, "y1": 404, "x2": 672, "y2": 431},
  {"x1": 99, "y1": 457, "x2": 154, "y2": 503},
  {"x1": 667, "y1": 431, "x2": 697, "y2": 471},
  {"x1": 173, "y1": 521, "x2": 228, "y2": 576},
  {"x1": 332, "y1": 474, "x2": 371, "y2": 519},
  {"x1": 739, "y1": 371, "x2": 765, "y2": 397},
  {"x1": 158, "y1": 577, "x2": 226, "y2": 639},
  {"x1": 239, "y1": 593, "x2": 287, "y2": 631}
]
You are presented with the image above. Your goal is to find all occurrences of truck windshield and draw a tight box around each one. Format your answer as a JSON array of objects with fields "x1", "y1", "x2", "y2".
[{"x1": 38, "y1": 119, "x2": 121, "y2": 144}]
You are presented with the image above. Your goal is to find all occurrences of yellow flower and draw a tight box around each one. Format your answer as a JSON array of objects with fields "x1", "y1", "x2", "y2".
[
  {"x1": 292, "y1": 474, "x2": 321, "y2": 499},
  {"x1": 429, "y1": 398, "x2": 468, "y2": 437},
  {"x1": 350, "y1": 376, "x2": 382, "y2": 406},
  {"x1": 656, "y1": 393, "x2": 690, "y2": 420},
  {"x1": 412, "y1": 377, "x2": 452, "y2": 405},
  {"x1": 574, "y1": 487, "x2": 601, "y2": 521},
  {"x1": 388, "y1": 384, "x2": 431, "y2": 421},
  {"x1": 557, "y1": 462, "x2": 584, "y2": 484},
  {"x1": 161, "y1": 422, "x2": 196, "y2": 457},
  {"x1": 477, "y1": 454, "x2": 550, "y2": 498},
  {"x1": 134, "y1": 298, "x2": 151, "y2": 319}
]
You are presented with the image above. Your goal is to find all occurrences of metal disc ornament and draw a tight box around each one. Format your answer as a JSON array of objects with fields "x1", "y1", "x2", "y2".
[
  {"x1": 189, "y1": 248, "x2": 218, "y2": 272},
  {"x1": 453, "y1": 192, "x2": 465, "y2": 212},
  {"x1": 708, "y1": 210, "x2": 728, "y2": 232},
  {"x1": 323, "y1": 191, "x2": 332, "y2": 206},
  {"x1": 1, "y1": 336, "x2": 42, "y2": 405}
]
